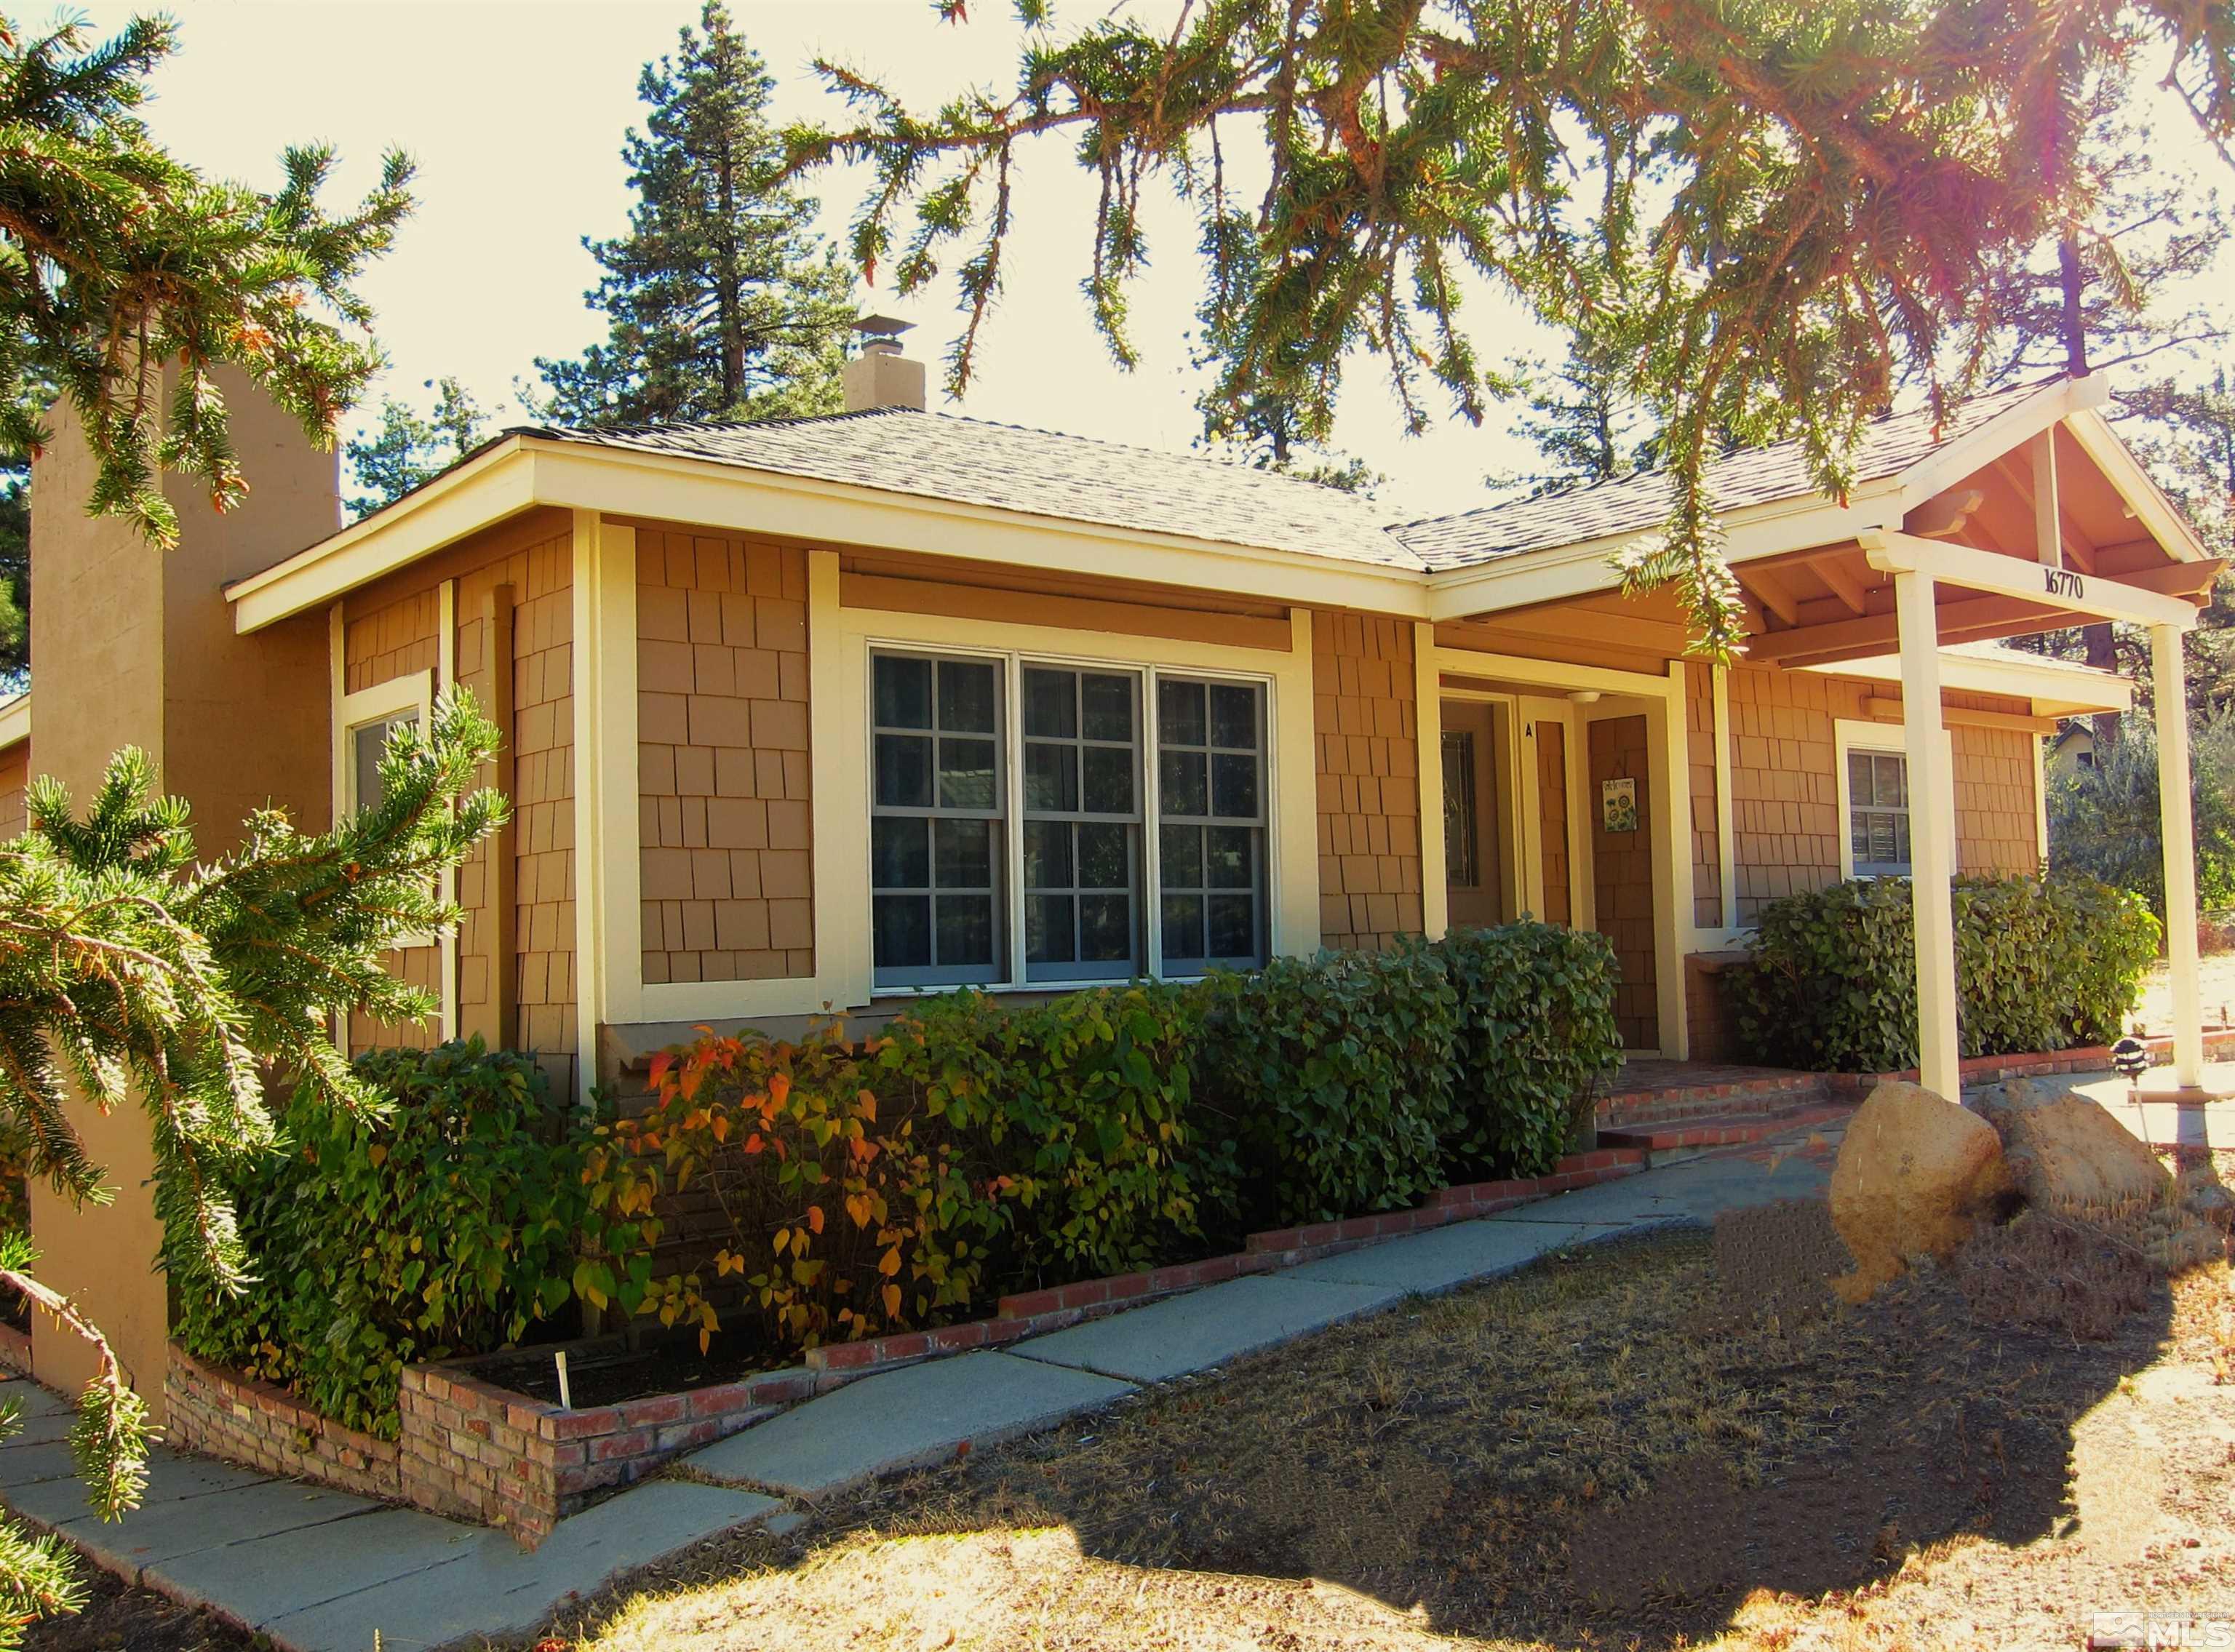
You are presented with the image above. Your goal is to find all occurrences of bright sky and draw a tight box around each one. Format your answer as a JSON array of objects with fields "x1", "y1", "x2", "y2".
[{"x1": 67, "y1": 1, "x2": 2235, "y2": 518}]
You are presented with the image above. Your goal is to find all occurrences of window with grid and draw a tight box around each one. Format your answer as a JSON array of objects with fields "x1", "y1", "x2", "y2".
[
  {"x1": 870, "y1": 654, "x2": 1005, "y2": 986},
  {"x1": 1847, "y1": 748, "x2": 1912, "y2": 877},
  {"x1": 1022, "y1": 666, "x2": 1144, "y2": 981},
  {"x1": 1158, "y1": 677, "x2": 1267, "y2": 973}
]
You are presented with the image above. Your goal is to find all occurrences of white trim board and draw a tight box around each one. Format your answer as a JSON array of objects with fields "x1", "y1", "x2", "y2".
[
  {"x1": 1833, "y1": 716, "x2": 1955, "y2": 882},
  {"x1": 627, "y1": 587, "x2": 1321, "y2": 1028}
]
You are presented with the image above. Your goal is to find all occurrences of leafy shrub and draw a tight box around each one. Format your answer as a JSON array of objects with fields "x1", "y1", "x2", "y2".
[
  {"x1": 2048, "y1": 711, "x2": 2235, "y2": 919},
  {"x1": 1730, "y1": 872, "x2": 2160, "y2": 1074},
  {"x1": 1438, "y1": 924, "x2": 1623, "y2": 1178},
  {"x1": 173, "y1": 1040, "x2": 586, "y2": 1437},
  {"x1": 575, "y1": 1020, "x2": 1006, "y2": 1352},
  {"x1": 1192, "y1": 939, "x2": 1462, "y2": 1229},
  {"x1": 876, "y1": 983, "x2": 1205, "y2": 1285}
]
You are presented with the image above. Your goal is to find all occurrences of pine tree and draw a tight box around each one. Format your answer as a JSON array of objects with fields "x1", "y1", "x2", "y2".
[
  {"x1": 1490, "y1": 327, "x2": 1657, "y2": 497},
  {"x1": 531, "y1": 3, "x2": 855, "y2": 428},
  {"x1": 0, "y1": 13, "x2": 413, "y2": 548},
  {"x1": 786, "y1": 0, "x2": 2235, "y2": 661},
  {"x1": 0, "y1": 698, "x2": 504, "y2": 1647},
  {"x1": 345, "y1": 377, "x2": 489, "y2": 516}
]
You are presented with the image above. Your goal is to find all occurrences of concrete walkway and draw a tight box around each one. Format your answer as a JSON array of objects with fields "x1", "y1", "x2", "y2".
[
  {"x1": 685, "y1": 1112, "x2": 1846, "y2": 1501},
  {"x1": 1989, "y1": 1064, "x2": 2235, "y2": 1150},
  {"x1": 4, "y1": 1106, "x2": 1849, "y2": 1650},
  {"x1": 0, "y1": 1377, "x2": 781, "y2": 1651}
]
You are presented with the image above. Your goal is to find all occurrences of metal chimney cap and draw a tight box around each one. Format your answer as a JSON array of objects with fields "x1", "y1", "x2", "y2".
[{"x1": 852, "y1": 314, "x2": 915, "y2": 340}]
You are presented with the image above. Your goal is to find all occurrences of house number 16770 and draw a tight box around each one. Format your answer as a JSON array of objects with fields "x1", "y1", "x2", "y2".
[{"x1": 2044, "y1": 567, "x2": 2086, "y2": 601}]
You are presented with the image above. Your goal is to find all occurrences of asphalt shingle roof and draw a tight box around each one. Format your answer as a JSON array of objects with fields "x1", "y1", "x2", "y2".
[
  {"x1": 517, "y1": 378, "x2": 2060, "y2": 578},
  {"x1": 516, "y1": 407, "x2": 1424, "y2": 572},
  {"x1": 1390, "y1": 379, "x2": 2056, "y2": 570}
]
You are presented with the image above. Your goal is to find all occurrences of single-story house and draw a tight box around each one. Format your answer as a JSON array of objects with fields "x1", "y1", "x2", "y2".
[{"x1": 7, "y1": 337, "x2": 2218, "y2": 1408}]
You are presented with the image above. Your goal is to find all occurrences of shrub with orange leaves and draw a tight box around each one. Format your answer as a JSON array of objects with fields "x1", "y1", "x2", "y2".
[{"x1": 575, "y1": 1018, "x2": 1006, "y2": 1354}]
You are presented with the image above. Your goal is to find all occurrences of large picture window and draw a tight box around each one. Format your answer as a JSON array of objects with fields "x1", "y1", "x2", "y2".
[{"x1": 869, "y1": 650, "x2": 1270, "y2": 989}]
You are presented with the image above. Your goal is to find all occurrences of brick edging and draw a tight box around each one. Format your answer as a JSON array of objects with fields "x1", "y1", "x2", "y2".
[
  {"x1": 1841, "y1": 1028, "x2": 2235, "y2": 1092},
  {"x1": 801, "y1": 1149, "x2": 1648, "y2": 1379}
]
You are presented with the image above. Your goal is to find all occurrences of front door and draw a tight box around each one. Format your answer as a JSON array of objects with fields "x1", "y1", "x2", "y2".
[
  {"x1": 1587, "y1": 713, "x2": 1659, "y2": 1049},
  {"x1": 1441, "y1": 700, "x2": 1511, "y2": 928}
]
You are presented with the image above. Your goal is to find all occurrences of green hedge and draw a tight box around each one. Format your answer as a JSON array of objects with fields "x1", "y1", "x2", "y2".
[
  {"x1": 1192, "y1": 938, "x2": 1462, "y2": 1231},
  {"x1": 875, "y1": 982, "x2": 1205, "y2": 1282},
  {"x1": 1440, "y1": 923, "x2": 1624, "y2": 1178},
  {"x1": 1729, "y1": 871, "x2": 2160, "y2": 1074},
  {"x1": 188, "y1": 922, "x2": 1620, "y2": 1432},
  {"x1": 173, "y1": 1040, "x2": 586, "y2": 1438}
]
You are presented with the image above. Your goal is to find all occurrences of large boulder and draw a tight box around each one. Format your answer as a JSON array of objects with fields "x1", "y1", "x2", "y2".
[
  {"x1": 1829, "y1": 1080, "x2": 2012, "y2": 1301},
  {"x1": 1994, "y1": 1093, "x2": 2171, "y2": 1211}
]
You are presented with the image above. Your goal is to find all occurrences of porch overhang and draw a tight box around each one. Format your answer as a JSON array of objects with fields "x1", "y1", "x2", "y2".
[{"x1": 1742, "y1": 532, "x2": 2224, "y2": 669}]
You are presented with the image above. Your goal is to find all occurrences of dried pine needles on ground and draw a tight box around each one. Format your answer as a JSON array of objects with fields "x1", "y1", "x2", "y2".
[{"x1": 545, "y1": 1195, "x2": 2235, "y2": 1652}]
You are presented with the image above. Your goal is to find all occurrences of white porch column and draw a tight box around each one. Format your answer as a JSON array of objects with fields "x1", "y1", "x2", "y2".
[
  {"x1": 2153, "y1": 623, "x2": 2206, "y2": 1088},
  {"x1": 1896, "y1": 570, "x2": 1961, "y2": 1099}
]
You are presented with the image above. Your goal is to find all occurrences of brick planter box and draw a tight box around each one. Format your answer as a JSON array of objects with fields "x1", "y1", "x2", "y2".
[
  {"x1": 395, "y1": 1357, "x2": 809, "y2": 1541},
  {"x1": 164, "y1": 1343, "x2": 808, "y2": 1548},
  {"x1": 0, "y1": 1320, "x2": 33, "y2": 1378},
  {"x1": 166, "y1": 1346, "x2": 402, "y2": 1504}
]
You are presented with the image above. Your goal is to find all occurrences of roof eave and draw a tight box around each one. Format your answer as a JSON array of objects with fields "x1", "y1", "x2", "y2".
[{"x1": 228, "y1": 433, "x2": 1432, "y2": 635}]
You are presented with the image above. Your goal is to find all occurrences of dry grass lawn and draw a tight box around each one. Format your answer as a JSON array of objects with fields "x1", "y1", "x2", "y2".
[{"x1": 538, "y1": 1186, "x2": 2235, "y2": 1652}]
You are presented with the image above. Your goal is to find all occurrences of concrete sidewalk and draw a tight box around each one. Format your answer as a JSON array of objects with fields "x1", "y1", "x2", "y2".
[
  {"x1": 685, "y1": 1109, "x2": 1847, "y2": 1501},
  {"x1": 1, "y1": 1377, "x2": 781, "y2": 1651},
  {"x1": 1992, "y1": 1064, "x2": 2235, "y2": 1150},
  {"x1": 5, "y1": 1103, "x2": 1850, "y2": 1651}
]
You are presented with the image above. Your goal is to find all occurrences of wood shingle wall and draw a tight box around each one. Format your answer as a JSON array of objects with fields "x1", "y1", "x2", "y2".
[
  {"x1": 1312, "y1": 611, "x2": 1423, "y2": 951},
  {"x1": 633, "y1": 522, "x2": 814, "y2": 987}
]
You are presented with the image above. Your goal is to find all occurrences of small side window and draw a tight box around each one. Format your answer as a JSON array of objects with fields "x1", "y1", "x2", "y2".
[{"x1": 350, "y1": 711, "x2": 419, "y2": 815}]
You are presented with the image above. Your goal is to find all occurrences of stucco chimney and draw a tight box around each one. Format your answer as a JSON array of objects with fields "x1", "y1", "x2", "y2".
[
  {"x1": 842, "y1": 314, "x2": 926, "y2": 412},
  {"x1": 26, "y1": 367, "x2": 338, "y2": 1415}
]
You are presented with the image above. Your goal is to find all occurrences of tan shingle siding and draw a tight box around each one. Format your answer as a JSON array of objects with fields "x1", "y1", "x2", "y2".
[
  {"x1": 1313, "y1": 610, "x2": 1423, "y2": 951},
  {"x1": 635, "y1": 522, "x2": 813, "y2": 987},
  {"x1": 1721, "y1": 665, "x2": 2040, "y2": 925},
  {"x1": 342, "y1": 522, "x2": 577, "y2": 1093},
  {"x1": 0, "y1": 743, "x2": 26, "y2": 839}
]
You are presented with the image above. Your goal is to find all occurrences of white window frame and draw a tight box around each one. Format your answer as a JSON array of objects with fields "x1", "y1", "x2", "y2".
[
  {"x1": 1834, "y1": 717, "x2": 1954, "y2": 881},
  {"x1": 864, "y1": 642, "x2": 1278, "y2": 994},
  {"x1": 334, "y1": 667, "x2": 437, "y2": 949}
]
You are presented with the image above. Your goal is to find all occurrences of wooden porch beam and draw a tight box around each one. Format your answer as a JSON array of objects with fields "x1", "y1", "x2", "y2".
[
  {"x1": 1860, "y1": 530, "x2": 2207, "y2": 629},
  {"x1": 1807, "y1": 553, "x2": 1870, "y2": 615},
  {"x1": 1738, "y1": 564, "x2": 1801, "y2": 626},
  {"x1": 1862, "y1": 697, "x2": 2060, "y2": 735}
]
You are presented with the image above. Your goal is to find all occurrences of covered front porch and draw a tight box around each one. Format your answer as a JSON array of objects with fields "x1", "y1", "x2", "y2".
[{"x1": 1415, "y1": 375, "x2": 2224, "y2": 1094}]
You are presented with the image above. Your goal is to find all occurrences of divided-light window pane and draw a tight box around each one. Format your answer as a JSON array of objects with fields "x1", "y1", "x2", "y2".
[
  {"x1": 869, "y1": 653, "x2": 1269, "y2": 990},
  {"x1": 1158, "y1": 677, "x2": 1267, "y2": 973},
  {"x1": 872, "y1": 653, "x2": 1005, "y2": 986},
  {"x1": 1022, "y1": 666, "x2": 1143, "y2": 981}
]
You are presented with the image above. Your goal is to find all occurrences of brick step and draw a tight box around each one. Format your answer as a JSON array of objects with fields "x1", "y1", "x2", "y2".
[
  {"x1": 1598, "y1": 1100, "x2": 1854, "y2": 1157},
  {"x1": 1596, "y1": 1068, "x2": 1832, "y2": 1130}
]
